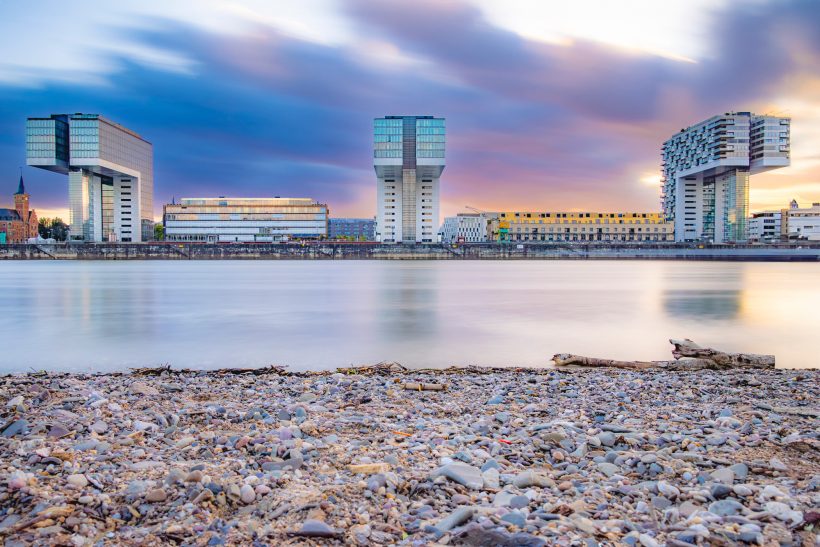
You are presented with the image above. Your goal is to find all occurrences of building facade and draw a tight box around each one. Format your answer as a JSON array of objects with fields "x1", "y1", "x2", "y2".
[
  {"x1": 329, "y1": 218, "x2": 375, "y2": 240},
  {"x1": 785, "y1": 201, "x2": 820, "y2": 241},
  {"x1": 163, "y1": 198, "x2": 328, "y2": 242},
  {"x1": 374, "y1": 116, "x2": 444, "y2": 243},
  {"x1": 26, "y1": 113, "x2": 153, "y2": 242},
  {"x1": 0, "y1": 176, "x2": 38, "y2": 244},
  {"x1": 662, "y1": 112, "x2": 790, "y2": 243},
  {"x1": 439, "y1": 214, "x2": 490, "y2": 243},
  {"x1": 489, "y1": 211, "x2": 673, "y2": 243},
  {"x1": 748, "y1": 210, "x2": 783, "y2": 242}
]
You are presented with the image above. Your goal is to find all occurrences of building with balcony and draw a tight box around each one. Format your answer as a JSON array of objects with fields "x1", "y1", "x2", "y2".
[
  {"x1": 489, "y1": 211, "x2": 673, "y2": 243},
  {"x1": 163, "y1": 197, "x2": 328, "y2": 243},
  {"x1": 661, "y1": 112, "x2": 790, "y2": 243},
  {"x1": 329, "y1": 218, "x2": 375, "y2": 240},
  {"x1": 0, "y1": 176, "x2": 38, "y2": 244},
  {"x1": 439, "y1": 213, "x2": 491, "y2": 243},
  {"x1": 748, "y1": 210, "x2": 784, "y2": 242},
  {"x1": 374, "y1": 116, "x2": 444, "y2": 243},
  {"x1": 26, "y1": 113, "x2": 153, "y2": 242}
]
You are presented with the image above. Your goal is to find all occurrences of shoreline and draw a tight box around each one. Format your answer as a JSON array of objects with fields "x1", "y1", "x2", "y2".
[
  {"x1": 1, "y1": 367, "x2": 817, "y2": 545},
  {"x1": 2, "y1": 242, "x2": 820, "y2": 261}
]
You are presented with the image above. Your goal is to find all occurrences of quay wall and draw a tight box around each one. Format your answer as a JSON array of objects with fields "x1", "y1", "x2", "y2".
[{"x1": 2, "y1": 242, "x2": 820, "y2": 261}]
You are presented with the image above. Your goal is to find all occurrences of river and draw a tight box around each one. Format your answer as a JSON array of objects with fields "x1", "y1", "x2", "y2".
[{"x1": 1, "y1": 261, "x2": 817, "y2": 371}]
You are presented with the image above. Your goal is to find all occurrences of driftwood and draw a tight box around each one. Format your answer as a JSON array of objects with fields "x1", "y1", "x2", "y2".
[
  {"x1": 403, "y1": 382, "x2": 446, "y2": 391},
  {"x1": 553, "y1": 339, "x2": 775, "y2": 371}
]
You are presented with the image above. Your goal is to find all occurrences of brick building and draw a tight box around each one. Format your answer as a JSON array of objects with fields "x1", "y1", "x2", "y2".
[{"x1": 0, "y1": 176, "x2": 38, "y2": 244}]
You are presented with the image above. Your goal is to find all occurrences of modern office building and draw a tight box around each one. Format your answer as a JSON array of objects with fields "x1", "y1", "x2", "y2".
[
  {"x1": 163, "y1": 197, "x2": 328, "y2": 242},
  {"x1": 374, "y1": 116, "x2": 444, "y2": 243},
  {"x1": 661, "y1": 112, "x2": 790, "y2": 243},
  {"x1": 26, "y1": 113, "x2": 153, "y2": 242},
  {"x1": 329, "y1": 218, "x2": 375, "y2": 240},
  {"x1": 784, "y1": 200, "x2": 820, "y2": 241},
  {"x1": 439, "y1": 213, "x2": 490, "y2": 243},
  {"x1": 489, "y1": 211, "x2": 673, "y2": 242},
  {"x1": 748, "y1": 210, "x2": 784, "y2": 242},
  {"x1": 0, "y1": 176, "x2": 39, "y2": 244}
]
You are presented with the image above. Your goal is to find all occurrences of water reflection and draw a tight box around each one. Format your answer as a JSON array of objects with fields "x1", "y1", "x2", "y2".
[{"x1": 0, "y1": 261, "x2": 817, "y2": 371}]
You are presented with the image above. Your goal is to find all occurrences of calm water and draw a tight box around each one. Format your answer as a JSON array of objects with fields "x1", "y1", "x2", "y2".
[{"x1": 0, "y1": 261, "x2": 818, "y2": 372}]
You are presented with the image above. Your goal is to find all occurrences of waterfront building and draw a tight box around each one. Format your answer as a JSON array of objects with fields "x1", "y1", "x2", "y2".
[
  {"x1": 784, "y1": 201, "x2": 820, "y2": 241},
  {"x1": 0, "y1": 176, "x2": 38, "y2": 244},
  {"x1": 163, "y1": 197, "x2": 328, "y2": 243},
  {"x1": 661, "y1": 112, "x2": 790, "y2": 243},
  {"x1": 439, "y1": 213, "x2": 490, "y2": 243},
  {"x1": 374, "y1": 116, "x2": 445, "y2": 244},
  {"x1": 748, "y1": 210, "x2": 784, "y2": 242},
  {"x1": 489, "y1": 211, "x2": 672, "y2": 242},
  {"x1": 26, "y1": 113, "x2": 153, "y2": 242},
  {"x1": 329, "y1": 218, "x2": 375, "y2": 240}
]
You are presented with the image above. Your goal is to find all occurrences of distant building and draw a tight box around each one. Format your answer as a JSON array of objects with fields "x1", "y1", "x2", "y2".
[
  {"x1": 748, "y1": 210, "x2": 784, "y2": 242},
  {"x1": 0, "y1": 176, "x2": 38, "y2": 244},
  {"x1": 374, "y1": 116, "x2": 445, "y2": 243},
  {"x1": 26, "y1": 113, "x2": 154, "y2": 242},
  {"x1": 662, "y1": 112, "x2": 790, "y2": 243},
  {"x1": 784, "y1": 201, "x2": 820, "y2": 241},
  {"x1": 163, "y1": 197, "x2": 328, "y2": 243},
  {"x1": 489, "y1": 212, "x2": 673, "y2": 243},
  {"x1": 439, "y1": 214, "x2": 490, "y2": 243},
  {"x1": 329, "y1": 218, "x2": 375, "y2": 240}
]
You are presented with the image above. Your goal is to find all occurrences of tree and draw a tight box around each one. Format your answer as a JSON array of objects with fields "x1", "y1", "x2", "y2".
[
  {"x1": 154, "y1": 223, "x2": 165, "y2": 241},
  {"x1": 38, "y1": 218, "x2": 69, "y2": 241}
]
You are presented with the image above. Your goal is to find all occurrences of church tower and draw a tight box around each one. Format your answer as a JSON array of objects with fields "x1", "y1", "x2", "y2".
[{"x1": 14, "y1": 175, "x2": 29, "y2": 223}]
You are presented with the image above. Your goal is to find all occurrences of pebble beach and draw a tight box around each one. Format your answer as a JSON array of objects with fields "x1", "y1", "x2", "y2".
[{"x1": 1, "y1": 366, "x2": 818, "y2": 546}]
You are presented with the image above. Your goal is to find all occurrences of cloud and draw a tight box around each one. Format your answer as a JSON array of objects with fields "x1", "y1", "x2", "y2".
[{"x1": 0, "y1": 0, "x2": 819, "y2": 219}]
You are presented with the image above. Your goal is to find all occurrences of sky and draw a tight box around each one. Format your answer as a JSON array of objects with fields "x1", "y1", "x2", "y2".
[{"x1": 1, "y1": 0, "x2": 819, "y2": 221}]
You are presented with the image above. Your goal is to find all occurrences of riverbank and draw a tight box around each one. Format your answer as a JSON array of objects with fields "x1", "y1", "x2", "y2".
[
  {"x1": 2, "y1": 242, "x2": 820, "y2": 260},
  {"x1": 1, "y1": 367, "x2": 817, "y2": 545}
]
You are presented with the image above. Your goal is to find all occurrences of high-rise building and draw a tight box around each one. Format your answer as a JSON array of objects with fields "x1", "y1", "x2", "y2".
[
  {"x1": 661, "y1": 112, "x2": 790, "y2": 243},
  {"x1": 26, "y1": 114, "x2": 153, "y2": 242},
  {"x1": 374, "y1": 116, "x2": 444, "y2": 243},
  {"x1": 163, "y1": 197, "x2": 328, "y2": 243}
]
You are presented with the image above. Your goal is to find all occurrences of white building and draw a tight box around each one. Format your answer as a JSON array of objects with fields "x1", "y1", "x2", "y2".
[
  {"x1": 749, "y1": 210, "x2": 783, "y2": 242},
  {"x1": 374, "y1": 116, "x2": 444, "y2": 243},
  {"x1": 786, "y1": 201, "x2": 820, "y2": 241},
  {"x1": 27, "y1": 114, "x2": 153, "y2": 242},
  {"x1": 439, "y1": 213, "x2": 489, "y2": 243},
  {"x1": 163, "y1": 198, "x2": 328, "y2": 243},
  {"x1": 662, "y1": 112, "x2": 790, "y2": 243}
]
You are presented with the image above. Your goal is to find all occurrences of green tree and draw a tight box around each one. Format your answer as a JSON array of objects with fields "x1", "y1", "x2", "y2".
[
  {"x1": 154, "y1": 223, "x2": 165, "y2": 241},
  {"x1": 38, "y1": 218, "x2": 69, "y2": 241}
]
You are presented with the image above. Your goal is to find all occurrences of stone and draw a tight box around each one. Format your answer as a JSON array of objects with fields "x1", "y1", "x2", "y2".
[
  {"x1": 500, "y1": 511, "x2": 526, "y2": 528},
  {"x1": 350, "y1": 524, "x2": 371, "y2": 545},
  {"x1": 240, "y1": 484, "x2": 256, "y2": 504},
  {"x1": 710, "y1": 483, "x2": 732, "y2": 499},
  {"x1": 765, "y1": 501, "x2": 802, "y2": 526},
  {"x1": 432, "y1": 463, "x2": 484, "y2": 490},
  {"x1": 708, "y1": 499, "x2": 745, "y2": 517},
  {"x1": 90, "y1": 420, "x2": 108, "y2": 434},
  {"x1": 145, "y1": 488, "x2": 167, "y2": 502},
  {"x1": 513, "y1": 471, "x2": 554, "y2": 488},
  {"x1": 2, "y1": 419, "x2": 28, "y2": 438},
  {"x1": 66, "y1": 474, "x2": 88, "y2": 488},
  {"x1": 436, "y1": 507, "x2": 475, "y2": 531},
  {"x1": 597, "y1": 462, "x2": 620, "y2": 478},
  {"x1": 509, "y1": 495, "x2": 530, "y2": 509},
  {"x1": 291, "y1": 520, "x2": 339, "y2": 538},
  {"x1": 129, "y1": 382, "x2": 159, "y2": 396},
  {"x1": 482, "y1": 468, "x2": 500, "y2": 489},
  {"x1": 710, "y1": 467, "x2": 735, "y2": 484}
]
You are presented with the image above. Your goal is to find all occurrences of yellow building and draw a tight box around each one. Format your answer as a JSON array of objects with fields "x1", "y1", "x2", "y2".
[{"x1": 490, "y1": 212, "x2": 673, "y2": 243}]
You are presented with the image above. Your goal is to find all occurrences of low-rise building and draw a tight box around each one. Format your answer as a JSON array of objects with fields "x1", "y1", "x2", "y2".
[
  {"x1": 748, "y1": 210, "x2": 783, "y2": 242},
  {"x1": 0, "y1": 176, "x2": 38, "y2": 244},
  {"x1": 784, "y1": 201, "x2": 820, "y2": 241},
  {"x1": 329, "y1": 218, "x2": 375, "y2": 240},
  {"x1": 163, "y1": 197, "x2": 328, "y2": 243},
  {"x1": 439, "y1": 213, "x2": 490, "y2": 243},
  {"x1": 490, "y1": 211, "x2": 673, "y2": 243}
]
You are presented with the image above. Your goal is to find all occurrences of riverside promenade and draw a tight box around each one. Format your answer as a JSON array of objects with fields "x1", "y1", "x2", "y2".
[{"x1": 2, "y1": 242, "x2": 820, "y2": 261}]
